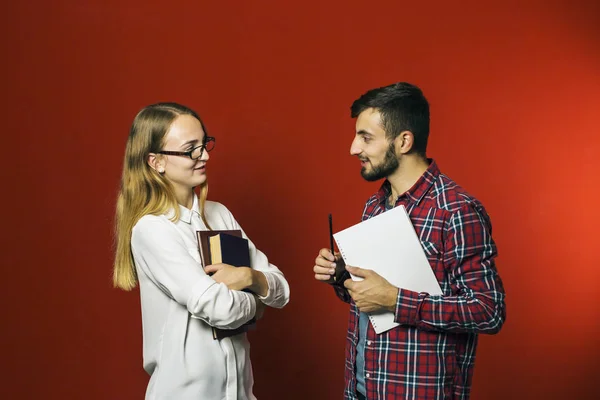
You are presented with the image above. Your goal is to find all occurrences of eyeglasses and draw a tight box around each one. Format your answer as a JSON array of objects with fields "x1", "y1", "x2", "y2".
[{"x1": 158, "y1": 136, "x2": 215, "y2": 160}]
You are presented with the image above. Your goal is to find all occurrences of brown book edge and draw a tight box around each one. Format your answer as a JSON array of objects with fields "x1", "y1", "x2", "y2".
[{"x1": 196, "y1": 230, "x2": 243, "y2": 268}]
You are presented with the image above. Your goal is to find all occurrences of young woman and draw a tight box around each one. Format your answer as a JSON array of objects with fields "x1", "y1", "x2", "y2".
[{"x1": 113, "y1": 102, "x2": 290, "y2": 399}]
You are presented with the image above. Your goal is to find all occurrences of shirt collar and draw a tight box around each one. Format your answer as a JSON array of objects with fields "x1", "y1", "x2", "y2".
[
  {"x1": 374, "y1": 158, "x2": 440, "y2": 206},
  {"x1": 165, "y1": 193, "x2": 201, "y2": 224}
]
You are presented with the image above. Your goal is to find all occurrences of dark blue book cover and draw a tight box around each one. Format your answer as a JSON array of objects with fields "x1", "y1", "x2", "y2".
[{"x1": 210, "y1": 233, "x2": 251, "y2": 267}]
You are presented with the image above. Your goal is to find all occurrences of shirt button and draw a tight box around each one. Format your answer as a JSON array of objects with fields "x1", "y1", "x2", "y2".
[
  {"x1": 365, "y1": 373, "x2": 370, "y2": 379},
  {"x1": 367, "y1": 340, "x2": 372, "y2": 346}
]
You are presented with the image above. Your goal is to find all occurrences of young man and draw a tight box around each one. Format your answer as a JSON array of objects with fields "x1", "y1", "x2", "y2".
[{"x1": 313, "y1": 82, "x2": 506, "y2": 400}]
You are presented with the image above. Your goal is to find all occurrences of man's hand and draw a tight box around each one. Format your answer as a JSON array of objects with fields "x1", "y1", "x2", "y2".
[
  {"x1": 204, "y1": 263, "x2": 252, "y2": 291},
  {"x1": 343, "y1": 265, "x2": 399, "y2": 313},
  {"x1": 313, "y1": 248, "x2": 345, "y2": 282}
]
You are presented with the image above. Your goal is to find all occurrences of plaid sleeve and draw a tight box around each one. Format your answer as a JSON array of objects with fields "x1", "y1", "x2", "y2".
[{"x1": 394, "y1": 202, "x2": 506, "y2": 334}]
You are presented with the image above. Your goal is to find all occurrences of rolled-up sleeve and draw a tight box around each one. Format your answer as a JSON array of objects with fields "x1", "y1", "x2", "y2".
[
  {"x1": 219, "y1": 204, "x2": 290, "y2": 309},
  {"x1": 132, "y1": 216, "x2": 256, "y2": 329}
]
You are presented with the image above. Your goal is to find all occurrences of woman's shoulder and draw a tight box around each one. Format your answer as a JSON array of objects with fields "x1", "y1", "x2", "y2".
[
  {"x1": 131, "y1": 213, "x2": 187, "y2": 251},
  {"x1": 132, "y1": 213, "x2": 172, "y2": 235},
  {"x1": 204, "y1": 200, "x2": 232, "y2": 216},
  {"x1": 204, "y1": 200, "x2": 239, "y2": 229},
  {"x1": 135, "y1": 212, "x2": 166, "y2": 224}
]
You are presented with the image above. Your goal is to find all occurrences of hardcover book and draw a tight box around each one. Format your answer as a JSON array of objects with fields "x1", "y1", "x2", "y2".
[{"x1": 196, "y1": 230, "x2": 256, "y2": 340}]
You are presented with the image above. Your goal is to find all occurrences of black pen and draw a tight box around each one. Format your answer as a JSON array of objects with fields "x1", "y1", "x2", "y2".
[
  {"x1": 328, "y1": 213, "x2": 335, "y2": 281},
  {"x1": 329, "y1": 213, "x2": 335, "y2": 253}
]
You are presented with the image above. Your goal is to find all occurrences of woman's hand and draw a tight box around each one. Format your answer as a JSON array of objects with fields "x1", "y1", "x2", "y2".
[
  {"x1": 205, "y1": 264, "x2": 269, "y2": 297},
  {"x1": 204, "y1": 263, "x2": 252, "y2": 291}
]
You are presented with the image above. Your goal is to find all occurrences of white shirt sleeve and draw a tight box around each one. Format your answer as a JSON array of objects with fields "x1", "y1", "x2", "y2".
[
  {"x1": 131, "y1": 216, "x2": 257, "y2": 329},
  {"x1": 215, "y1": 203, "x2": 291, "y2": 309}
]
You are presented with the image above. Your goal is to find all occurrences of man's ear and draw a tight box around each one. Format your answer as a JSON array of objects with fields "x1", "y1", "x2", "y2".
[
  {"x1": 396, "y1": 131, "x2": 414, "y2": 154},
  {"x1": 148, "y1": 153, "x2": 165, "y2": 174}
]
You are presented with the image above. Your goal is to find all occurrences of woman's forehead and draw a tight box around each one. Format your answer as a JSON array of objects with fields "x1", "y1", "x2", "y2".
[{"x1": 165, "y1": 115, "x2": 205, "y2": 144}]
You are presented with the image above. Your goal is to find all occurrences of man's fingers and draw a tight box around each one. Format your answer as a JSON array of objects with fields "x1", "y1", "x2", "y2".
[
  {"x1": 314, "y1": 265, "x2": 335, "y2": 275},
  {"x1": 315, "y1": 274, "x2": 332, "y2": 281},
  {"x1": 315, "y1": 255, "x2": 336, "y2": 270},
  {"x1": 346, "y1": 265, "x2": 369, "y2": 278},
  {"x1": 319, "y1": 248, "x2": 335, "y2": 262},
  {"x1": 343, "y1": 278, "x2": 356, "y2": 290}
]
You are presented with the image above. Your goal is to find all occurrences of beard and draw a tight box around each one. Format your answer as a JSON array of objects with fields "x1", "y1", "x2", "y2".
[{"x1": 360, "y1": 142, "x2": 399, "y2": 182}]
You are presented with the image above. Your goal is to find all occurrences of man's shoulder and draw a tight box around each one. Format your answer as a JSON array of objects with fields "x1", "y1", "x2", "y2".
[{"x1": 427, "y1": 172, "x2": 485, "y2": 214}]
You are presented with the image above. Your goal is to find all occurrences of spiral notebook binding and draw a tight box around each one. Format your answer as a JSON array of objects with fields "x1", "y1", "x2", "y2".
[{"x1": 337, "y1": 242, "x2": 380, "y2": 331}]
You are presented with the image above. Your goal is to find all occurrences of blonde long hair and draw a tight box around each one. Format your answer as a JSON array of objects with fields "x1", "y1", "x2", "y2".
[{"x1": 113, "y1": 103, "x2": 211, "y2": 291}]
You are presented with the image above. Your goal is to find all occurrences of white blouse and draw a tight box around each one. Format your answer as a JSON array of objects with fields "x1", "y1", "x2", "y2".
[{"x1": 131, "y1": 195, "x2": 290, "y2": 400}]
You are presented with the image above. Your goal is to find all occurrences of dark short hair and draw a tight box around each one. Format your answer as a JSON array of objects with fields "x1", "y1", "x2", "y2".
[{"x1": 351, "y1": 82, "x2": 430, "y2": 157}]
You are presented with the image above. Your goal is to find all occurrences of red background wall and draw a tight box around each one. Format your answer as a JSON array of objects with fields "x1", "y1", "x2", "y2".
[{"x1": 2, "y1": 1, "x2": 599, "y2": 399}]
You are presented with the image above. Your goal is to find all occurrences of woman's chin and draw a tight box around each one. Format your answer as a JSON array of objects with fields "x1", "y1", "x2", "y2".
[{"x1": 193, "y1": 175, "x2": 207, "y2": 186}]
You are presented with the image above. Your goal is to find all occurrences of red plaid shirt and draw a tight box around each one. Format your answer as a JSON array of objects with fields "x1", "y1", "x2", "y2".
[{"x1": 333, "y1": 160, "x2": 506, "y2": 399}]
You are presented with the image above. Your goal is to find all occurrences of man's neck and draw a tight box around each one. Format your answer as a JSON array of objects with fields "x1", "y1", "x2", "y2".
[{"x1": 387, "y1": 156, "x2": 429, "y2": 201}]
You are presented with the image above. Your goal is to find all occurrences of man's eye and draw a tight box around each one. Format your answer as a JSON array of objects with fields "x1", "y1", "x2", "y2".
[{"x1": 363, "y1": 137, "x2": 371, "y2": 143}]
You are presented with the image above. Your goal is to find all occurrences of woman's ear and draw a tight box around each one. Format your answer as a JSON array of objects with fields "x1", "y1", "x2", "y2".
[{"x1": 148, "y1": 153, "x2": 165, "y2": 174}]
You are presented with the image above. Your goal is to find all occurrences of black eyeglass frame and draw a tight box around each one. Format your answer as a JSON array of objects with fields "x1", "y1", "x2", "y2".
[{"x1": 158, "y1": 136, "x2": 215, "y2": 160}]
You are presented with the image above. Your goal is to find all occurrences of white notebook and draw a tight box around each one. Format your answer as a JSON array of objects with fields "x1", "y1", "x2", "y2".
[{"x1": 333, "y1": 205, "x2": 442, "y2": 334}]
